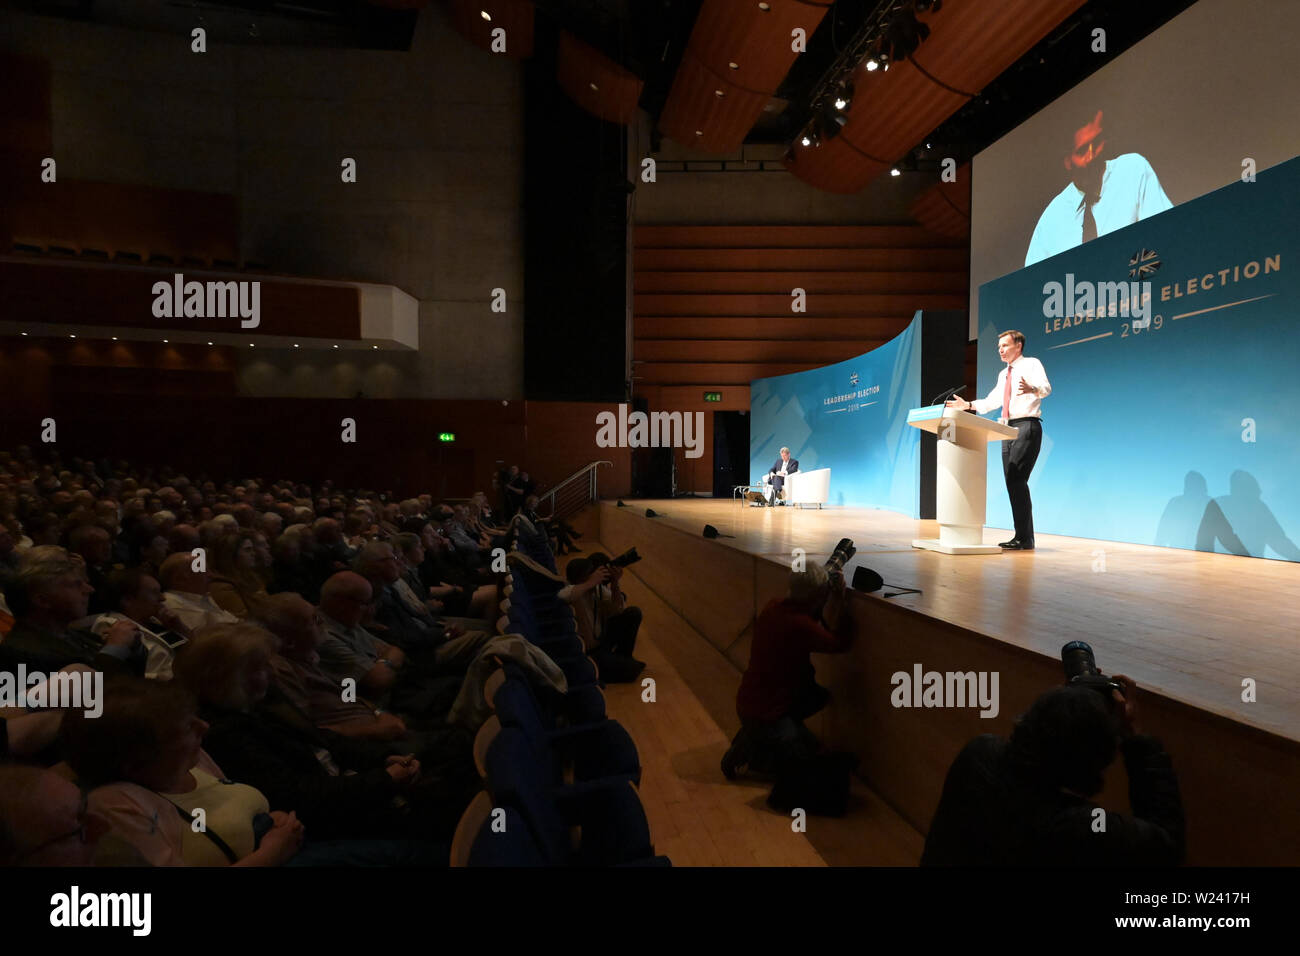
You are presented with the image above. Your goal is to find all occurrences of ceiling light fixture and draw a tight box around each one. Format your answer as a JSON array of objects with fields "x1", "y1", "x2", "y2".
[
  {"x1": 480, "y1": 10, "x2": 491, "y2": 21},
  {"x1": 728, "y1": 62, "x2": 738, "y2": 70},
  {"x1": 890, "y1": 167, "x2": 901, "y2": 176}
]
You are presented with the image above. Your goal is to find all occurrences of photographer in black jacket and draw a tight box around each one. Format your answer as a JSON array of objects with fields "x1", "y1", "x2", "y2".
[{"x1": 922, "y1": 674, "x2": 1184, "y2": 866}]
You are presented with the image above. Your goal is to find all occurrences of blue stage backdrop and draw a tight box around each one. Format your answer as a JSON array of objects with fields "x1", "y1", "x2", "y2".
[
  {"x1": 750, "y1": 313, "x2": 923, "y2": 514},
  {"x1": 978, "y1": 155, "x2": 1300, "y2": 562}
]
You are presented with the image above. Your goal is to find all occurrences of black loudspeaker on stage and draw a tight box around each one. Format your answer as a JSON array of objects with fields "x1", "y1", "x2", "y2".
[{"x1": 851, "y1": 566, "x2": 884, "y2": 593}]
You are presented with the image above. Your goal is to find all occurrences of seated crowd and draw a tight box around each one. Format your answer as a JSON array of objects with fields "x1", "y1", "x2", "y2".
[{"x1": 0, "y1": 446, "x2": 583, "y2": 867}]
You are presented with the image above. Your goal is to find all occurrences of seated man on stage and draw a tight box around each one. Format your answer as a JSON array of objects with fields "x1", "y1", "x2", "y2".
[
  {"x1": 721, "y1": 562, "x2": 853, "y2": 779},
  {"x1": 765, "y1": 447, "x2": 799, "y2": 507}
]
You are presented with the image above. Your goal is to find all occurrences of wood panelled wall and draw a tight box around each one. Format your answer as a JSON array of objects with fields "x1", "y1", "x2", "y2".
[
  {"x1": 633, "y1": 224, "x2": 968, "y2": 389},
  {"x1": 632, "y1": 224, "x2": 970, "y2": 493}
]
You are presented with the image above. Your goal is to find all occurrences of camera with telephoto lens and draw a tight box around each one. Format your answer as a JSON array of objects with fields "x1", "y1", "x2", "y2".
[
  {"x1": 1061, "y1": 641, "x2": 1123, "y2": 697},
  {"x1": 610, "y1": 547, "x2": 642, "y2": 568},
  {"x1": 825, "y1": 538, "x2": 856, "y2": 582}
]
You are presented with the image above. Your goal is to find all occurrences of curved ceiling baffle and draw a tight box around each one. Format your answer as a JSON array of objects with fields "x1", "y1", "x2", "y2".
[
  {"x1": 659, "y1": 0, "x2": 833, "y2": 154},
  {"x1": 785, "y1": 0, "x2": 1086, "y2": 193},
  {"x1": 444, "y1": 0, "x2": 536, "y2": 58},
  {"x1": 556, "y1": 30, "x2": 644, "y2": 126},
  {"x1": 909, "y1": 161, "x2": 971, "y2": 238}
]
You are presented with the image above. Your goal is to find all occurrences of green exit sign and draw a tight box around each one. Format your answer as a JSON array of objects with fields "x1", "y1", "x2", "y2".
[
  {"x1": 703, "y1": 392, "x2": 722, "y2": 403},
  {"x1": 438, "y1": 432, "x2": 456, "y2": 442}
]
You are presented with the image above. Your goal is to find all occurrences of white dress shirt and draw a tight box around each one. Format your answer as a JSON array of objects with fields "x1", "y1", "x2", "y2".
[
  {"x1": 78, "y1": 613, "x2": 178, "y2": 680},
  {"x1": 162, "y1": 589, "x2": 239, "y2": 634},
  {"x1": 1025, "y1": 153, "x2": 1173, "y2": 266},
  {"x1": 970, "y1": 357, "x2": 1052, "y2": 423}
]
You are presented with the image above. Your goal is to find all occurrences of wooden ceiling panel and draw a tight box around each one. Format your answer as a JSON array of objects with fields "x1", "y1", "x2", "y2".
[
  {"x1": 783, "y1": 131, "x2": 889, "y2": 194},
  {"x1": 909, "y1": 162, "x2": 971, "y2": 239},
  {"x1": 557, "y1": 30, "x2": 644, "y2": 125},
  {"x1": 659, "y1": 0, "x2": 831, "y2": 153},
  {"x1": 658, "y1": 54, "x2": 772, "y2": 154},
  {"x1": 445, "y1": 0, "x2": 535, "y2": 59},
  {"x1": 786, "y1": 0, "x2": 1085, "y2": 193},
  {"x1": 687, "y1": 0, "x2": 832, "y2": 89}
]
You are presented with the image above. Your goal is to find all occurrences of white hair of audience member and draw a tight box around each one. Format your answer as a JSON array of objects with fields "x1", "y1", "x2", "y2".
[{"x1": 152, "y1": 510, "x2": 176, "y2": 523}]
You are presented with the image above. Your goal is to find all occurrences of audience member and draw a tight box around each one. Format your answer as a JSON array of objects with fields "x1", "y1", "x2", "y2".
[
  {"x1": 560, "y1": 556, "x2": 645, "y2": 683},
  {"x1": 159, "y1": 551, "x2": 240, "y2": 635},
  {"x1": 0, "y1": 553, "x2": 146, "y2": 676}
]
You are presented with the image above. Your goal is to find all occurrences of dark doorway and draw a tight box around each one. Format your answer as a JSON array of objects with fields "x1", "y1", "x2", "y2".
[{"x1": 713, "y1": 410, "x2": 751, "y2": 499}]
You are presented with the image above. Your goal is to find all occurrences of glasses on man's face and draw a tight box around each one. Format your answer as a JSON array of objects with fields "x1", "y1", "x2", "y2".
[{"x1": 15, "y1": 792, "x2": 93, "y2": 864}]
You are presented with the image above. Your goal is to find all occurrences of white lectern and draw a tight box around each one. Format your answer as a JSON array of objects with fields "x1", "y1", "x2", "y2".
[{"x1": 907, "y1": 404, "x2": 1020, "y2": 554}]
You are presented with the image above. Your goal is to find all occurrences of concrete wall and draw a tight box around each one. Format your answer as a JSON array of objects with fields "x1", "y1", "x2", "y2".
[{"x1": 0, "y1": 4, "x2": 525, "y2": 400}]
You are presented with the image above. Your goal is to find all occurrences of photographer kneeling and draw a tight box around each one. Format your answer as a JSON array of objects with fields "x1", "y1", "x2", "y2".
[
  {"x1": 559, "y1": 554, "x2": 645, "y2": 683},
  {"x1": 722, "y1": 561, "x2": 854, "y2": 780}
]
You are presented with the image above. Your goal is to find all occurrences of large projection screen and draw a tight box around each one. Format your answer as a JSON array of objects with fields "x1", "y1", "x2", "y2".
[{"x1": 968, "y1": 0, "x2": 1300, "y2": 339}]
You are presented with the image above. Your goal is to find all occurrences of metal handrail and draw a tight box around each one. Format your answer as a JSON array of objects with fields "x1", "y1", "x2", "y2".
[{"x1": 538, "y1": 461, "x2": 613, "y2": 521}]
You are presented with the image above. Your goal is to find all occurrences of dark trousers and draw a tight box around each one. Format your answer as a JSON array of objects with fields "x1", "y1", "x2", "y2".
[
  {"x1": 593, "y1": 607, "x2": 643, "y2": 682},
  {"x1": 767, "y1": 474, "x2": 785, "y2": 505},
  {"x1": 1002, "y1": 417, "x2": 1043, "y2": 543},
  {"x1": 728, "y1": 682, "x2": 830, "y2": 772}
]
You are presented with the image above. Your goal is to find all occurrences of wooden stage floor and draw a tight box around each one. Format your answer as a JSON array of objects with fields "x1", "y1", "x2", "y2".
[{"x1": 611, "y1": 498, "x2": 1300, "y2": 743}]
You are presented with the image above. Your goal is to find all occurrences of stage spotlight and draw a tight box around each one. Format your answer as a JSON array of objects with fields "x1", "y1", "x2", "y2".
[
  {"x1": 20, "y1": 331, "x2": 27, "y2": 336},
  {"x1": 800, "y1": 132, "x2": 812, "y2": 147},
  {"x1": 865, "y1": 57, "x2": 879, "y2": 72},
  {"x1": 480, "y1": 10, "x2": 491, "y2": 21},
  {"x1": 890, "y1": 167, "x2": 901, "y2": 176}
]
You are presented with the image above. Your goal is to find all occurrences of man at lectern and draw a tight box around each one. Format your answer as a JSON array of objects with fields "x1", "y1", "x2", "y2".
[
  {"x1": 766, "y1": 447, "x2": 799, "y2": 507},
  {"x1": 946, "y1": 330, "x2": 1051, "y2": 550}
]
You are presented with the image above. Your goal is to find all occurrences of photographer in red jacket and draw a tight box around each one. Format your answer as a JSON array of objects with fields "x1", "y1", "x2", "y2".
[{"x1": 722, "y1": 562, "x2": 854, "y2": 779}]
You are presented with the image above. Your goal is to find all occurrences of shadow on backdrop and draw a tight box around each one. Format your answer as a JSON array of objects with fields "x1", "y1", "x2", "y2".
[{"x1": 1159, "y1": 470, "x2": 1300, "y2": 560}]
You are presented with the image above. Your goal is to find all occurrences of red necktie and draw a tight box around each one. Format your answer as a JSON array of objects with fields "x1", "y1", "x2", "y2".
[{"x1": 1002, "y1": 363, "x2": 1014, "y2": 421}]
